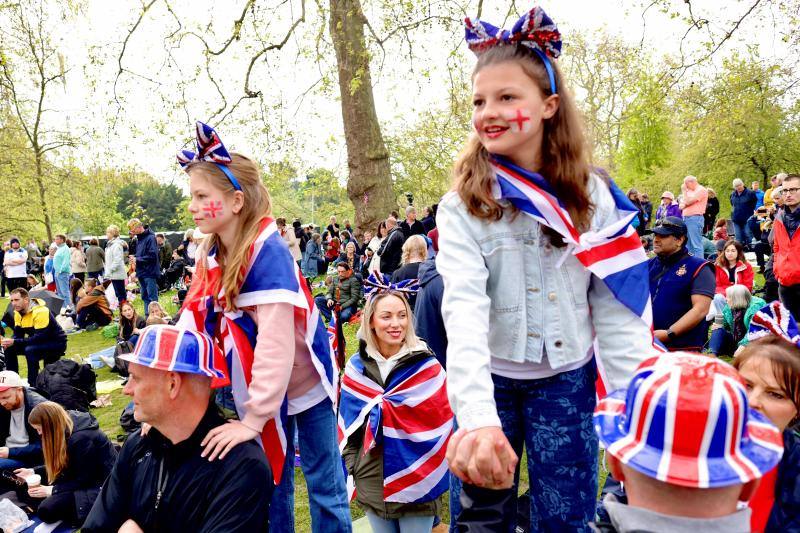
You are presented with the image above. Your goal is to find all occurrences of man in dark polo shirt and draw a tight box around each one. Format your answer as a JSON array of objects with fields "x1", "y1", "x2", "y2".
[{"x1": 648, "y1": 217, "x2": 715, "y2": 351}]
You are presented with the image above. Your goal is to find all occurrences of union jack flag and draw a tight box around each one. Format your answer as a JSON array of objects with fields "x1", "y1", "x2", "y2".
[
  {"x1": 179, "y1": 217, "x2": 339, "y2": 484},
  {"x1": 338, "y1": 353, "x2": 453, "y2": 503},
  {"x1": 493, "y1": 156, "x2": 658, "y2": 397},
  {"x1": 748, "y1": 301, "x2": 800, "y2": 347}
]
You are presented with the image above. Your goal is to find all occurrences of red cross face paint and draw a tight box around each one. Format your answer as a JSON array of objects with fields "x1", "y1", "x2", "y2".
[
  {"x1": 202, "y1": 200, "x2": 224, "y2": 219},
  {"x1": 503, "y1": 109, "x2": 533, "y2": 133}
]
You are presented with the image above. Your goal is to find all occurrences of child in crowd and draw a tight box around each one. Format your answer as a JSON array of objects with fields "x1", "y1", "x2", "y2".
[
  {"x1": 734, "y1": 302, "x2": 800, "y2": 532},
  {"x1": 437, "y1": 6, "x2": 654, "y2": 530},
  {"x1": 340, "y1": 288, "x2": 452, "y2": 532},
  {"x1": 176, "y1": 122, "x2": 350, "y2": 532},
  {"x1": 145, "y1": 301, "x2": 170, "y2": 326}
]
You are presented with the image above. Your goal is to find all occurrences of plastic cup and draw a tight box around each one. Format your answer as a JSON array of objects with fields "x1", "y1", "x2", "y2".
[{"x1": 25, "y1": 474, "x2": 40, "y2": 488}]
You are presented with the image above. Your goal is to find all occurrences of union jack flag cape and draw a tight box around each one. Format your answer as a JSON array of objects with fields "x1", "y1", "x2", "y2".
[
  {"x1": 338, "y1": 352, "x2": 453, "y2": 503},
  {"x1": 179, "y1": 217, "x2": 339, "y2": 484},
  {"x1": 493, "y1": 156, "x2": 658, "y2": 397}
]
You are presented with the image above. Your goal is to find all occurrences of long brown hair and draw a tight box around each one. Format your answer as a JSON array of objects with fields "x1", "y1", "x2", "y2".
[
  {"x1": 186, "y1": 154, "x2": 272, "y2": 311},
  {"x1": 453, "y1": 44, "x2": 592, "y2": 235},
  {"x1": 734, "y1": 337, "x2": 800, "y2": 425},
  {"x1": 29, "y1": 402, "x2": 73, "y2": 484},
  {"x1": 715, "y1": 238, "x2": 745, "y2": 268}
]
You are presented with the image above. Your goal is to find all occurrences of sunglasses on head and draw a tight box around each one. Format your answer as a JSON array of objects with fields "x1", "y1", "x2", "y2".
[{"x1": 655, "y1": 220, "x2": 683, "y2": 230}]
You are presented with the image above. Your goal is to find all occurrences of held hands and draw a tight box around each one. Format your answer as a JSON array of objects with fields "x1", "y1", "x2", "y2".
[
  {"x1": 446, "y1": 427, "x2": 517, "y2": 489},
  {"x1": 201, "y1": 420, "x2": 259, "y2": 461}
]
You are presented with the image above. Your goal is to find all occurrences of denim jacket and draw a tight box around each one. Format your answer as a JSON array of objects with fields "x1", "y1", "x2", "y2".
[{"x1": 437, "y1": 173, "x2": 654, "y2": 430}]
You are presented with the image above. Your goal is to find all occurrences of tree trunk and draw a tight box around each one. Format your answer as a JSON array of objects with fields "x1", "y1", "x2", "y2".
[
  {"x1": 33, "y1": 151, "x2": 53, "y2": 242},
  {"x1": 329, "y1": 0, "x2": 395, "y2": 238}
]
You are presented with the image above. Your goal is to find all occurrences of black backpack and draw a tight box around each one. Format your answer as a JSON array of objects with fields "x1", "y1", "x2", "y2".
[{"x1": 36, "y1": 359, "x2": 97, "y2": 412}]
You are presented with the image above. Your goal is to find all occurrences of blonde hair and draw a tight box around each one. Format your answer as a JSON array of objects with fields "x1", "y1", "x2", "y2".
[
  {"x1": 106, "y1": 225, "x2": 120, "y2": 238},
  {"x1": 453, "y1": 45, "x2": 592, "y2": 235},
  {"x1": 401, "y1": 235, "x2": 427, "y2": 265},
  {"x1": 186, "y1": 154, "x2": 272, "y2": 311},
  {"x1": 29, "y1": 402, "x2": 73, "y2": 484},
  {"x1": 361, "y1": 292, "x2": 420, "y2": 353}
]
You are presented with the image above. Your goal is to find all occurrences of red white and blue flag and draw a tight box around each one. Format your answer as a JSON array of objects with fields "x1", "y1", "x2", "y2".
[
  {"x1": 493, "y1": 156, "x2": 659, "y2": 397},
  {"x1": 338, "y1": 353, "x2": 453, "y2": 503},
  {"x1": 179, "y1": 217, "x2": 339, "y2": 484}
]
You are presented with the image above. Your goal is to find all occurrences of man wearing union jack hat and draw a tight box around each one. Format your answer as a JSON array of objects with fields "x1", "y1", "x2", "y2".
[
  {"x1": 82, "y1": 325, "x2": 272, "y2": 532},
  {"x1": 591, "y1": 353, "x2": 784, "y2": 532}
]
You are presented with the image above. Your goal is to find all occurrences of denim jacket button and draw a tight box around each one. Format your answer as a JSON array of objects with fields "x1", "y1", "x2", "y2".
[
  {"x1": 554, "y1": 340, "x2": 563, "y2": 348},
  {"x1": 548, "y1": 292, "x2": 557, "y2": 301}
]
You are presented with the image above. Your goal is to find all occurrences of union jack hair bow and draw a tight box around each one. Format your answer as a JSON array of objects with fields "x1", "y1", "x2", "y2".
[
  {"x1": 748, "y1": 301, "x2": 800, "y2": 348},
  {"x1": 465, "y1": 6, "x2": 561, "y2": 94},
  {"x1": 176, "y1": 121, "x2": 242, "y2": 191},
  {"x1": 363, "y1": 273, "x2": 419, "y2": 300}
]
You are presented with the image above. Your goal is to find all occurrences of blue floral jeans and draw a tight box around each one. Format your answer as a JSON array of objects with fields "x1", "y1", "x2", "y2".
[{"x1": 458, "y1": 362, "x2": 598, "y2": 533}]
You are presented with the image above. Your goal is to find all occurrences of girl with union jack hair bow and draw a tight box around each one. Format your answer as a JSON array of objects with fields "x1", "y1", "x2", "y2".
[
  {"x1": 733, "y1": 301, "x2": 800, "y2": 532},
  {"x1": 176, "y1": 122, "x2": 350, "y2": 531},
  {"x1": 437, "y1": 5, "x2": 657, "y2": 530},
  {"x1": 338, "y1": 287, "x2": 453, "y2": 531}
]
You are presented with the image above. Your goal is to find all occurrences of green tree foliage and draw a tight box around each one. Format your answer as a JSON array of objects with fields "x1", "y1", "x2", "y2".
[
  {"x1": 615, "y1": 76, "x2": 673, "y2": 189},
  {"x1": 647, "y1": 54, "x2": 800, "y2": 215},
  {"x1": 116, "y1": 179, "x2": 187, "y2": 231}
]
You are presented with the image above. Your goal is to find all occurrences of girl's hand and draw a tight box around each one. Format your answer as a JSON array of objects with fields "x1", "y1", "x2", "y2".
[
  {"x1": 13, "y1": 468, "x2": 34, "y2": 479},
  {"x1": 201, "y1": 420, "x2": 259, "y2": 461},
  {"x1": 446, "y1": 427, "x2": 517, "y2": 489},
  {"x1": 118, "y1": 519, "x2": 145, "y2": 533},
  {"x1": 27, "y1": 485, "x2": 53, "y2": 498}
]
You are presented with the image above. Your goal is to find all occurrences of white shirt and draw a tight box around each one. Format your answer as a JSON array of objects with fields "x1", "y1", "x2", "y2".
[{"x1": 3, "y1": 248, "x2": 28, "y2": 279}]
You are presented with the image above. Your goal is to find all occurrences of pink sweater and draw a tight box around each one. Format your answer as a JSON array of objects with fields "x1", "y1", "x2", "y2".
[
  {"x1": 239, "y1": 302, "x2": 321, "y2": 434},
  {"x1": 681, "y1": 185, "x2": 708, "y2": 217}
]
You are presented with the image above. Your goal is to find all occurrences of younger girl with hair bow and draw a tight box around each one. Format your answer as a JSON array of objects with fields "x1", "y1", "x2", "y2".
[
  {"x1": 339, "y1": 277, "x2": 452, "y2": 532},
  {"x1": 177, "y1": 122, "x2": 351, "y2": 532},
  {"x1": 437, "y1": 5, "x2": 655, "y2": 531}
]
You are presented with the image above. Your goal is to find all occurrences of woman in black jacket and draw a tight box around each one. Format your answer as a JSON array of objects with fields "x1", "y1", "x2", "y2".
[
  {"x1": 15, "y1": 402, "x2": 117, "y2": 526},
  {"x1": 704, "y1": 187, "x2": 720, "y2": 233}
]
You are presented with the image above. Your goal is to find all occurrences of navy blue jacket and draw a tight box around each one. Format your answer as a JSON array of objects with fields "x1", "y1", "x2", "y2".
[
  {"x1": 767, "y1": 428, "x2": 800, "y2": 532},
  {"x1": 414, "y1": 259, "x2": 447, "y2": 367},
  {"x1": 649, "y1": 249, "x2": 715, "y2": 350},
  {"x1": 730, "y1": 189, "x2": 758, "y2": 223},
  {"x1": 134, "y1": 227, "x2": 160, "y2": 279}
]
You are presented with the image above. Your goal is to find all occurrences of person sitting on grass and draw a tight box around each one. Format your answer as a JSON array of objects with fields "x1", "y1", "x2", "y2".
[
  {"x1": 314, "y1": 262, "x2": 362, "y2": 323},
  {"x1": 117, "y1": 302, "x2": 145, "y2": 348},
  {"x1": 75, "y1": 278, "x2": 113, "y2": 331},
  {"x1": 7, "y1": 402, "x2": 117, "y2": 527},
  {"x1": 709, "y1": 284, "x2": 766, "y2": 357},
  {"x1": 0, "y1": 371, "x2": 47, "y2": 472},
  {"x1": 1, "y1": 288, "x2": 67, "y2": 385},
  {"x1": 593, "y1": 352, "x2": 783, "y2": 532},
  {"x1": 145, "y1": 301, "x2": 171, "y2": 326}
]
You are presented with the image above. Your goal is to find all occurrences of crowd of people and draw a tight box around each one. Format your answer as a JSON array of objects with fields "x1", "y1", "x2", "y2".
[{"x1": 0, "y1": 5, "x2": 798, "y2": 533}]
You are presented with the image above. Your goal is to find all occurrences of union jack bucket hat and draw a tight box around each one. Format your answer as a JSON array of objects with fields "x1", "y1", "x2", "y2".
[
  {"x1": 120, "y1": 325, "x2": 225, "y2": 379},
  {"x1": 594, "y1": 352, "x2": 783, "y2": 488}
]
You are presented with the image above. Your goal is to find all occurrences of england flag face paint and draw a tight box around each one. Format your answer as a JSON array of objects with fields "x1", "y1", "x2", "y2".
[{"x1": 503, "y1": 109, "x2": 533, "y2": 133}]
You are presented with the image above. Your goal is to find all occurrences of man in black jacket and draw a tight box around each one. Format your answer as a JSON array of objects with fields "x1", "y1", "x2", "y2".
[
  {"x1": 1, "y1": 288, "x2": 67, "y2": 384},
  {"x1": 399, "y1": 206, "x2": 426, "y2": 239},
  {"x1": 83, "y1": 326, "x2": 272, "y2": 532},
  {"x1": 0, "y1": 370, "x2": 46, "y2": 470},
  {"x1": 378, "y1": 216, "x2": 405, "y2": 275}
]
